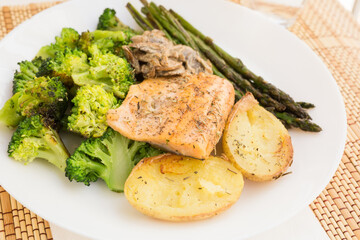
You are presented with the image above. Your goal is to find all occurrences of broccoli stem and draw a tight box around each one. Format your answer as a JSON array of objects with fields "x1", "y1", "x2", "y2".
[
  {"x1": 20, "y1": 66, "x2": 37, "y2": 79},
  {"x1": 37, "y1": 133, "x2": 70, "y2": 171},
  {"x1": 103, "y1": 135, "x2": 146, "y2": 192},
  {"x1": 65, "y1": 128, "x2": 163, "y2": 192}
]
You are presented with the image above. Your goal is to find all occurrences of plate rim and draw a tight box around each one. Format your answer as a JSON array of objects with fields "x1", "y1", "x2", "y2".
[{"x1": 0, "y1": 0, "x2": 348, "y2": 239}]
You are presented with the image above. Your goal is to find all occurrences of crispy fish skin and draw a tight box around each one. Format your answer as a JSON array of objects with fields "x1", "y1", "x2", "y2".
[{"x1": 107, "y1": 73, "x2": 235, "y2": 159}]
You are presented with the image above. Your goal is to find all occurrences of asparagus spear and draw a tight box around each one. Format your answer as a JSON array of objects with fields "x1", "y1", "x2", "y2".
[
  {"x1": 138, "y1": 4, "x2": 233, "y2": 91},
  {"x1": 169, "y1": 9, "x2": 206, "y2": 40},
  {"x1": 212, "y1": 66, "x2": 225, "y2": 78},
  {"x1": 192, "y1": 33, "x2": 320, "y2": 130},
  {"x1": 190, "y1": 33, "x2": 286, "y2": 111},
  {"x1": 145, "y1": 3, "x2": 188, "y2": 45},
  {"x1": 158, "y1": 5, "x2": 200, "y2": 52},
  {"x1": 297, "y1": 101, "x2": 315, "y2": 109},
  {"x1": 275, "y1": 112, "x2": 322, "y2": 132},
  {"x1": 125, "y1": 1, "x2": 321, "y2": 131},
  {"x1": 139, "y1": 7, "x2": 158, "y2": 29},
  {"x1": 234, "y1": 93, "x2": 320, "y2": 131},
  {"x1": 141, "y1": 4, "x2": 286, "y2": 111},
  {"x1": 126, "y1": 3, "x2": 153, "y2": 30},
  {"x1": 170, "y1": 9, "x2": 311, "y2": 119},
  {"x1": 140, "y1": 7, "x2": 175, "y2": 41}
]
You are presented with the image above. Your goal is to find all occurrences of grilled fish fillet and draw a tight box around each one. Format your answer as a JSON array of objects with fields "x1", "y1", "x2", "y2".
[{"x1": 107, "y1": 73, "x2": 235, "y2": 159}]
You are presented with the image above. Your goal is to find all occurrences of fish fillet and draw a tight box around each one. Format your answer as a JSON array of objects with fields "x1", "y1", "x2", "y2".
[{"x1": 107, "y1": 73, "x2": 234, "y2": 159}]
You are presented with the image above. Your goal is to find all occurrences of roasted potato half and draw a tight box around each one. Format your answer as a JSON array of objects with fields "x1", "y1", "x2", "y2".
[
  {"x1": 223, "y1": 93, "x2": 293, "y2": 181},
  {"x1": 124, "y1": 154, "x2": 244, "y2": 221}
]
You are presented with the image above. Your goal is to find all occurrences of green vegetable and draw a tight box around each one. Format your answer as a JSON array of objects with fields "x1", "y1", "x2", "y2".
[
  {"x1": 97, "y1": 8, "x2": 138, "y2": 36},
  {"x1": 8, "y1": 115, "x2": 69, "y2": 171},
  {"x1": 0, "y1": 76, "x2": 68, "y2": 128},
  {"x1": 274, "y1": 112, "x2": 322, "y2": 132},
  {"x1": 65, "y1": 128, "x2": 163, "y2": 192},
  {"x1": 36, "y1": 28, "x2": 80, "y2": 59},
  {"x1": 67, "y1": 85, "x2": 118, "y2": 138},
  {"x1": 13, "y1": 57, "x2": 44, "y2": 94},
  {"x1": 78, "y1": 30, "x2": 132, "y2": 56},
  {"x1": 126, "y1": 3, "x2": 153, "y2": 31},
  {"x1": 169, "y1": 9, "x2": 312, "y2": 119},
  {"x1": 38, "y1": 48, "x2": 89, "y2": 87},
  {"x1": 72, "y1": 45, "x2": 134, "y2": 98},
  {"x1": 36, "y1": 29, "x2": 135, "y2": 99},
  {"x1": 97, "y1": 8, "x2": 120, "y2": 30},
  {"x1": 297, "y1": 101, "x2": 315, "y2": 109},
  {"x1": 126, "y1": 1, "x2": 321, "y2": 131},
  {"x1": 191, "y1": 33, "x2": 286, "y2": 111}
]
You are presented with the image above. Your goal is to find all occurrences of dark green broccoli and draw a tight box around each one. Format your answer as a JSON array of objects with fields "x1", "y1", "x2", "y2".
[
  {"x1": 36, "y1": 28, "x2": 80, "y2": 59},
  {"x1": 97, "y1": 8, "x2": 138, "y2": 37},
  {"x1": 0, "y1": 76, "x2": 68, "y2": 128},
  {"x1": 67, "y1": 85, "x2": 118, "y2": 138},
  {"x1": 65, "y1": 128, "x2": 163, "y2": 192},
  {"x1": 13, "y1": 57, "x2": 44, "y2": 94},
  {"x1": 72, "y1": 45, "x2": 134, "y2": 98},
  {"x1": 8, "y1": 115, "x2": 69, "y2": 171},
  {"x1": 37, "y1": 48, "x2": 89, "y2": 87},
  {"x1": 97, "y1": 8, "x2": 120, "y2": 30},
  {"x1": 78, "y1": 30, "x2": 132, "y2": 56},
  {"x1": 37, "y1": 43, "x2": 133, "y2": 99}
]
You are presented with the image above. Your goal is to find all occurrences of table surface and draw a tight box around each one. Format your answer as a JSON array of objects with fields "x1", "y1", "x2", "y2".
[{"x1": 0, "y1": 0, "x2": 357, "y2": 12}]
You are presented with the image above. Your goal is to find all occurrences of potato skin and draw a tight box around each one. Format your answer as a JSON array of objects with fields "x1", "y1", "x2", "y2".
[
  {"x1": 223, "y1": 93, "x2": 293, "y2": 182},
  {"x1": 124, "y1": 154, "x2": 244, "y2": 221}
]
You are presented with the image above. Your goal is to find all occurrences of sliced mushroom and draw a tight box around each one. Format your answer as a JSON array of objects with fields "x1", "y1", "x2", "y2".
[{"x1": 123, "y1": 30, "x2": 213, "y2": 78}]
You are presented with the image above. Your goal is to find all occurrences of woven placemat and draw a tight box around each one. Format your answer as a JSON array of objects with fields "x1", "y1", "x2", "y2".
[
  {"x1": 288, "y1": 1, "x2": 360, "y2": 239},
  {"x1": 0, "y1": 0, "x2": 359, "y2": 239}
]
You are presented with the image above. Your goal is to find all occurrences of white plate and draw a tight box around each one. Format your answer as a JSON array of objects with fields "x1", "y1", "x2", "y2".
[{"x1": 0, "y1": 0, "x2": 347, "y2": 239}]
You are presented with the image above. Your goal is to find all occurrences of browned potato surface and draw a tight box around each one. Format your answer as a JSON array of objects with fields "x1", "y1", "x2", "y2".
[
  {"x1": 223, "y1": 93, "x2": 293, "y2": 181},
  {"x1": 124, "y1": 154, "x2": 244, "y2": 221}
]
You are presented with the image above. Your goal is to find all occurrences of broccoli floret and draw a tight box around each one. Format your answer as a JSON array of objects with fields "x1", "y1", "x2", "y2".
[
  {"x1": 8, "y1": 115, "x2": 69, "y2": 171},
  {"x1": 0, "y1": 76, "x2": 68, "y2": 128},
  {"x1": 93, "y1": 30, "x2": 131, "y2": 42},
  {"x1": 13, "y1": 57, "x2": 44, "y2": 94},
  {"x1": 37, "y1": 44, "x2": 134, "y2": 99},
  {"x1": 97, "y1": 8, "x2": 120, "y2": 30},
  {"x1": 37, "y1": 28, "x2": 80, "y2": 59},
  {"x1": 36, "y1": 58, "x2": 53, "y2": 78},
  {"x1": 97, "y1": 8, "x2": 138, "y2": 36},
  {"x1": 72, "y1": 46, "x2": 134, "y2": 98},
  {"x1": 68, "y1": 85, "x2": 118, "y2": 138},
  {"x1": 78, "y1": 30, "x2": 132, "y2": 56},
  {"x1": 38, "y1": 48, "x2": 89, "y2": 87},
  {"x1": 65, "y1": 128, "x2": 163, "y2": 192}
]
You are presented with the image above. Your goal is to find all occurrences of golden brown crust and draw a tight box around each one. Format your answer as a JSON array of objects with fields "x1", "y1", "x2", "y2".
[
  {"x1": 240, "y1": 134, "x2": 293, "y2": 182},
  {"x1": 124, "y1": 154, "x2": 244, "y2": 222},
  {"x1": 223, "y1": 93, "x2": 294, "y2": 182},
  {"x1": 226, "y1": 92, "x2": 258, "y2": 125}
]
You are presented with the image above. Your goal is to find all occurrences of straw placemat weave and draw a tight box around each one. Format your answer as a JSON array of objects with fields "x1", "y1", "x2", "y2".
[
  {"x1": 288, "y1": 1, "x2": 360, "y2": 239},
  {"x1": 0, "y1": 0, "x2": 359, "y2": 239}
]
